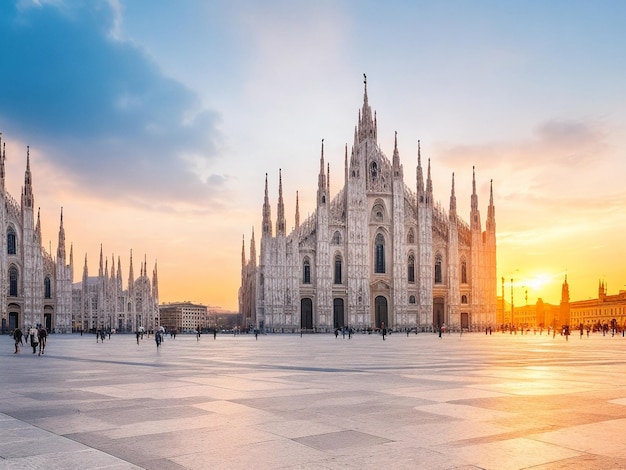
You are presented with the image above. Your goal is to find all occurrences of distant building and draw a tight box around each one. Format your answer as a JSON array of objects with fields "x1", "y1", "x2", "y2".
[
  {"x1": 497, "y1": 276, "x2": 626, "y2": 332},
  {"x1": 240, "y1": 79, "x2": 497, "y2": 332},
  {"x1": 565, "y1": 278, "x2": 626, "y2": 331},
  {"x1": 0, "y1": 135, "x2": 158, "y2": 333},
  {"x1": 159, "y1": 302, "x2": 208, "y2": 332},
  {"x1": 73, "y1": 249, "x2": 159, "y2": 333}
]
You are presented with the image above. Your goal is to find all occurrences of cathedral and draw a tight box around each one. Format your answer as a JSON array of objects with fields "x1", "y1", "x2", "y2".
[
  {"x1": 239, "y1": 80, "x2": 497, "y2": 332},
  {"x1": 0, "y1": 135, "x2": 159, "y2": 334}
]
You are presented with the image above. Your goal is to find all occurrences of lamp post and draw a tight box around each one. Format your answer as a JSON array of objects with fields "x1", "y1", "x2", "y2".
[{"x1": 511, "y1": 278, "x2": 514, "y2": 333}]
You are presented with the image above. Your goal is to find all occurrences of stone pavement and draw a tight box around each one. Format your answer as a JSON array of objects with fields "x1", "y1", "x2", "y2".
[{"x1": 2, "y1": 330, "x2": 626, "y2": 469}]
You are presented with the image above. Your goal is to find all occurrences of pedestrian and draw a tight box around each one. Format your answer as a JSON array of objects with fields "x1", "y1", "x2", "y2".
[
  {"x1": 28, "y1": 325, "x2": 39, "y2": 354},
  {"x1": 38, "y1": 327, "x2": 47, "y2": 356},
  {"x1": 136, "y1": 330, "x2": 140, "y2": 344},
  {"x1": 155, "y1": 330, "x2": 162, "y2": 348},
  {"x1": 196, "y1": 324, "x2": 201, "y2": 341},
  {"x1": 381, "y1": 322, "x2": 387, "y2": 341},
  {"x1": 214, "y1": 328, "x2": 217, "y2": 340},
  {"x1": 100, "y1": 329, "x2": 105, "y2": 343},
  {"x1": 13, "y1": 327, "x2": 23, "y2": 354}
]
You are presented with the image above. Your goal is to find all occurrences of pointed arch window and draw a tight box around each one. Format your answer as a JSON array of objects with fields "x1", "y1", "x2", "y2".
[
  {"x1": 44, "y1": 276, "x2": 51, "y2": 298},
  {"x1": 303, "y1": 258, "x2": 311, "y2": 284},
  {"x1": 9, "y1": 266, "x2": 18, "y2": 297},
  {"x1": 407, "y1": 228, "x2": 415, "y2": 244},
  {"x1": 409, "y1": 295, "x2": 416, "y2": 304},
  {"x1": 461, "y1": 295, "x2": 468, "y2": 304},
  {"x1": 334, "y1": 255, "x2": 342, "y2": 284},
  {"x1": 374, "y1": 233, "x2": 385, "y2": 273},
  {"x1": 331, "y1": 231, "x2": 342, "y2": 245},
  {"x1": 461, "y1": 260, "x2": 467, "y2": 284},
  {"x1": 408, "y1": 253, "x2": 415, "y2": 283},
  {"x1": 7, "y1": 227, "x2": 16, "y2": 255},
  {"x1": 434, "y1": 254, "x2": 443, "y2": 284},
  {"x1": 370, "y1": 161, "x2": 378, "y2": 179}
]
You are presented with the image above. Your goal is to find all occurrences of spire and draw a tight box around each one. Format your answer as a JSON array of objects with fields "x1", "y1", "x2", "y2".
[
  {"x1": 317, "y1": 139, "x2": 327, "y2": 205},
  {"x1": 295, "y1": 191, "x2": 300, "y2": 229},
  {"x1": 357, "y1": 74, "x2": 376, "y2": 143},
  {"x1": 22, "y1": 145, "x2": 33, "y2": 209},
  {"x1": 241, "y1": 234, "x2": 246, "y2": 267},
  {"x1": 471, "y1": 166, "x2": 478, "y2": 212},
  {"x1": 117, "y1": 256, "x2": 123, "y2": 290},
  {"x1": 152, "y1": 260, "x2": 159, "y2": 301},
  {"x1": 561, "y1": 275, "x2": 570, "y2": 303},
  {"x1": 449, "y1": 173, "x2": 457, "y2": 215},
  {"x1": 426, "y1": 158, "x2": 433, "y2": 200},
  {"x1": 487, "y1": 179, "x2": 496, "y2": 231},
  {"x1": 35, "y1": 207, "x2": 41, "y2": 242},
  {"x1": 327, "y1": 162, "x2": 330, "y2": 193},
  {"x1": 128, "y1": 249, "x2": 134, "y2": 292},
  {"x1": 470, "y1": 166, "x2": 481, "y2": 230},
  {"x1": 110, "y1": 254, "x2": 115, "y2": 281},
  {"x1": 82, "y1": 253, "x2": 88, "y2": 282},
  {"x1": 416, "y1": 140, "x2": 425, "y2": 197},
  {"x1": 262, "y1": 173, "x2": 272, "y2": 236},
  {"x1": 276, "y1": 169, "x2": 286, "y2": 236},
  {"x1": 250, "y1": 227, "x2": 256, "y2": 267},
  {"x1": 98, "y1": 244, "x2": 104, "y2": 277},
  {"x1": 344, "y1": 143, "x2": 348, "y2": 185},
  {"x1": 57, "y1": 207, "x2": 66, "y2": 261},
  {"x1": 392, "y1": 131, "x2": 402, "y2": 178}
]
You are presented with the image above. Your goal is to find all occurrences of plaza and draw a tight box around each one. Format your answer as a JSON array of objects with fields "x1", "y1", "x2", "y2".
[{"x1": 2, "y1": 331, "x2": 626, "y2": 469}]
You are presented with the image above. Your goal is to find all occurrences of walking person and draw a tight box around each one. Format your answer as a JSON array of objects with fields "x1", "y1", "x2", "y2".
[
  {"x1": 13, "y1": 327, "x2": 23, "y2": 354},
  {"x1": 381, "y1": 322, "x2": 387, "y2": 341},
  {"x1": 28, "y1": 325, "x2": 39, "y2": 354},
  {"x1": 38, "y1": 326, "x2": 47, "y2": 356}
]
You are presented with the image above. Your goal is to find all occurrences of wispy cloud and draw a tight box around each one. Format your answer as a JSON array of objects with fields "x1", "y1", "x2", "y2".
[{"x1": 0, "y1": 1, "x2": 225, "y2": 212}]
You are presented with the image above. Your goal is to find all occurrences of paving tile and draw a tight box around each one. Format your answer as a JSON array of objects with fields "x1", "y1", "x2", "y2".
[{"x1": 1, "y1": 333, "x2": 626, "y2": 469}]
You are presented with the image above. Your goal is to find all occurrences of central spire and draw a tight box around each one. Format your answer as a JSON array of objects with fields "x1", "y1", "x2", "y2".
[{"x1": 357, "y1": 74, "x2": 377, "y2": 144}]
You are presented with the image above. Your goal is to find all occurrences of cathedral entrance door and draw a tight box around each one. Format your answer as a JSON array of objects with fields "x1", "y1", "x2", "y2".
[
  {"x1": 433, "y1": 298, "x2": 445, "y2": 330},
  {"x1": 301, "y1": 298, "x2": 313, "y2": 330},
  {"x1": 333, "y1": 298, "x2": 345, "y2": 329},
  {"x1": 374, "y1": 296, "x2": 388, "y2": 329},
  {"x1": 9, "y1": 312, "x2": 18, "y2": 330},
  {"x1": 44, "y1": 313, "x2": 52, "y2": 332},
  {"x1": 461, "y1": 312, "x2": 469, "y2": 330}
]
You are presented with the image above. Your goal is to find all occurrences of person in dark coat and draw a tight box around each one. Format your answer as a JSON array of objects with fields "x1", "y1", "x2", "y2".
[
  {"x1": 38, "y1": 327, "x2": 47, "y2": 356},
  {"x1": 13, "y1": 328, "x2": 23, "y2": 354}
]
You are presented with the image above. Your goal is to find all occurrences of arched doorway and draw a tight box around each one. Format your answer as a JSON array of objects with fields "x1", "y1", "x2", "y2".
[
  {"x1": 433, "y1": 298, "x2": 445, "y2": 330},
  {"x1": 375, "y1": 296, "x2": 388, "y2": 328},
  {"x1": 301, "y1": 298, "x2": 313, "y2": 330},
  {"x1": 333, "y1": 298, "x2": 344, "y2": 329},
  {"x1": 461, "y1": 312, "x2": 469, "y2": 330}
]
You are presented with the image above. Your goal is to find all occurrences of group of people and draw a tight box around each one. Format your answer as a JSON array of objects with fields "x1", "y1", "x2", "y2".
[{"x1": 13, "y1": 326, "x2": 47, "y2": 355}]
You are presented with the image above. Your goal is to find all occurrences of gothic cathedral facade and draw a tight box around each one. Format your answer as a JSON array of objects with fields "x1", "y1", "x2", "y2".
[
  {"x1": 0, "y1": 135, "x2": 159, "y2": 334},
  {"x1": 240, "y1": 81, "x2": 497, "y2": 332}
]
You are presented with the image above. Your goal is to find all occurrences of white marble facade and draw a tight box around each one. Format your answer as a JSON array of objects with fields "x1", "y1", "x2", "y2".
[
  {"x1": 240, "y1": 81, "x2": 497, "y2": 332},
  {"x1": 0, "y1": 137, "x2": 159, "y2": 334}
]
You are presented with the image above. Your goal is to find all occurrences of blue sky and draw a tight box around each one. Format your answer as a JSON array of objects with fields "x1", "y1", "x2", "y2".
[{"x1": 1, "y1": 0, "x2": 625, "y2": 310}]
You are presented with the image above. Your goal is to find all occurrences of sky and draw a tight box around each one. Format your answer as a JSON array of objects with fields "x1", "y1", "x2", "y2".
[{"x1": 1, "y1": 0, "x2": 625, "y2": 311}]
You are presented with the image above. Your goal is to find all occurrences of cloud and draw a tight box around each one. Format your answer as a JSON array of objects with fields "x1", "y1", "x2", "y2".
[{"x1": 0, "y1": 1, "x2": 225, "y2": 212}]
